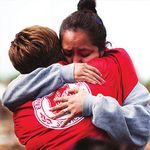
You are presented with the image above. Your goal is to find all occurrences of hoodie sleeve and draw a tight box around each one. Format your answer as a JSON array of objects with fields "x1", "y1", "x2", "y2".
[
  {"x1": 83, "y1": 82, "x2": 150, "y2": 147},
  {"x1": 2, "y1": 63, "x2": 75, "y2": 111}
]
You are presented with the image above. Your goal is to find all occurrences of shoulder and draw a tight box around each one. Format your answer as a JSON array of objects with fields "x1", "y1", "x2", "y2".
[
  {"x1": 88, "y1": 57, "x2": 119, "y2": 80},
  {"x1": 105, "y1": 48, "x2": 132, "y2": 60},
  {"x1": 6, "y1": 74, "x2": 22, "y2": 89}
]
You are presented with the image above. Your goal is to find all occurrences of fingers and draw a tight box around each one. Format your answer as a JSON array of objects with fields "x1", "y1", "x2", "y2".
[
  {"x1": 50, "y1": 102, "x2": 67, "y2": 111},
  {"x1": 51, "y1": 107, "x2": 69, "y2": 120},
  {"x1": 80, "y1": 73, "x2": 104, "y2": 85},
  {"x1": 51, "y1": 111, "x2": 76, "y2": 127},
  {"x1": 83, "y1": 63, "x2": 105, "y2": 85},
  {"x1": 74, "y1": 63, "x2": 105, "y2": 85},
  {"x1": 54, "y1": 96, "x2": 69, "y2": 102},
  {"x1": 85, "y1": 63, "x2": 102, "y2": 76},
  {"x1": 77, "y1": 72, "x2": 104, "y2": 85},
  {"x1": 66, "y1": 87, "x2": 80, "y2": 94},
  {"x1": 61, "y1": 115, "x2": 74, "y2": 127}
]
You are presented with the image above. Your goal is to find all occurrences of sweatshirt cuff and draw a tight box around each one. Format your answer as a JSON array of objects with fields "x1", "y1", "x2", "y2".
[
  {"x1": 83, "y1": 93, "x2": 104, "y2": 117},
  {"x1": 83, "y1": 93, "x2": 96, "y2": 116},
  {"x1": 61, "y1": 63, "x2": 75, "y2": 83}
]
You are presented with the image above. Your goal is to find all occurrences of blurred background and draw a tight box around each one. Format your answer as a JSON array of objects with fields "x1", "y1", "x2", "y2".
[{"x1": 0, "y1": 0, "x2": 150, "y2": 149}]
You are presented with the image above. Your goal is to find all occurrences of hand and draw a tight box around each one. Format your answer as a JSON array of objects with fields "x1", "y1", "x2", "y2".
[
  {"x1": 74, "y1": 63, "x2": 105, "y2": 85},
  {"x1": 50, "y1": 88, "x2": 87, "y2": 126}
]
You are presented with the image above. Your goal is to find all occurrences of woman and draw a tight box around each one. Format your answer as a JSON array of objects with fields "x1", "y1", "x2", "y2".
[
  {"x1": 49, "y1": 0, "x2": 150, "y2": 147},
  {"x1": 3, "y1": 0, "x2": 150, "y2": 149}
]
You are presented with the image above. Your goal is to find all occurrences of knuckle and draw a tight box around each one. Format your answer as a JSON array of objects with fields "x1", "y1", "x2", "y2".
[
  {"x1": 82, "y1": 63, "x2": 86, "y2": 68},
  {"x1": 61, "y1": 110, "x2": 65, "y2": 115},
  {"x1": 72, "y1": 111, "x2": 76, "y2": 115}
]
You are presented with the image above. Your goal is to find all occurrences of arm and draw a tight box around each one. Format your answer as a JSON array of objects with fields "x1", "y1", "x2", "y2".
[
  {"x1": 2, "y1": 63, "x2": 74, "y2": 111},
  {"x1": 2, "y1": 63, "x2": 102, "y2": 111},
  {"x1": 50, "y1": 82, "x2": 150, "y2": 147},
  {"x1": 84, "y1": 82, "x2": 150, "y2": 147}
]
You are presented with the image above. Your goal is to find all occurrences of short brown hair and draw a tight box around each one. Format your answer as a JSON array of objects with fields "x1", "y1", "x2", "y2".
[{"x1": 9, "y1": 25, "x2": 65, "y2": 74}]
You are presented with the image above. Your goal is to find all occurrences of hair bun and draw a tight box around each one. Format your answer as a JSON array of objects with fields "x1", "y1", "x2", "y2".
[{"x1": 77, "y1": 0, "x2": 97, "y2": 13}]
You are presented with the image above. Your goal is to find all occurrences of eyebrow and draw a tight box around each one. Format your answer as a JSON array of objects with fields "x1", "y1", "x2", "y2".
[
  {"x1": 77, "y1": 48, "x2": 93, "y2": 52},
  {"x1": 63, "y1": 49, "x2": 73, "y2": 51}
]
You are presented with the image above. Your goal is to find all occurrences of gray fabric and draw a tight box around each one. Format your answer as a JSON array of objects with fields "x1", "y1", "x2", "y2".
[
  {"x1": 83, "y1": 82, "x2": 150, "y2": 148},
  {"x1": 2, "y1": 63, "x2": 75, "y2": 111},
  {"x1": 2, "y1": 63, "x2": 150, "y2": 149}
]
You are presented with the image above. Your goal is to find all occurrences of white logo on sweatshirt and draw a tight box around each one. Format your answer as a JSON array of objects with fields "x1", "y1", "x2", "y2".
[{"x1": 32, "y1": 82, "x2": 91, "y2": 129}]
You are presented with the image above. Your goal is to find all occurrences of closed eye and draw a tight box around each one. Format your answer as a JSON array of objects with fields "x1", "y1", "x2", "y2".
[
  {"x1": 78, "y1": 49, "x2": 92, "y2": 58},
  {"x1": 62, "y1": 49, "x2": 74, "y2": 57},
  {"x1": 80, "y1": 53, "x2": 91, "y2": 58}
]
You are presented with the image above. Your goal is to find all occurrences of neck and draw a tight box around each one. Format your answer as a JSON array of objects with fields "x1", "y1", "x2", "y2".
[{"x1": 99, "y1": 51, "x2": 104, "y2": 57}]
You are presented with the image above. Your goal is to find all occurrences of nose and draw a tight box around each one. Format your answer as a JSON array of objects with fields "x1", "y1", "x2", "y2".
[{"x1": 73, "y1": 54, "x2": 82, "y2": 63}]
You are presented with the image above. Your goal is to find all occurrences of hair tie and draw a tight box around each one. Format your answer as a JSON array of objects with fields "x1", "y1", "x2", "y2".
[{"x1": 92, "y1": 16, "x2": 103, "y2": 25}]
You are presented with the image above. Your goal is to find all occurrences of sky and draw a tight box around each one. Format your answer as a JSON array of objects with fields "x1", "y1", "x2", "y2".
[{"x1": 0, "y1": 0, "x2": 150, "y2": 83}]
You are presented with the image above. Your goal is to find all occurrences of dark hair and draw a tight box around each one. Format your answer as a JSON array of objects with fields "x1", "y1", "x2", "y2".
[
  {"x1": 59, "y1": 0, "x2": 107, "y2": 51},
  {"x1": 71, "y1": 137, "x2": 137, "y2": 150},
  {"x1": 9, "y1": 25, "x2": 65, "y2": 74},
  {"x1": 71, "y1": 138, "x2": 120, "y2": 150},
  {"x1": 78, "y1": 0, "x2": 97, "y2": 13}
]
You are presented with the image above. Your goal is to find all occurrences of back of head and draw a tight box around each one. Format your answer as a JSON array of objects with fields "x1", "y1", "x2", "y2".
[
  {"x1": 71, "y1": 138, "x2": 120, "y2": 150},
  {"x1": 9, "y1": 25, "x2": 65, "y2": 74},
  {"x1": 60, "y1": 0, "x2": 107, "y2": 51}
]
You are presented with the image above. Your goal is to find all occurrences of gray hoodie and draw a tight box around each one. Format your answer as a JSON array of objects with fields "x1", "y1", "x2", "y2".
[{"x1": 2, "y1": 63, "x2": 150, "y2": 149}]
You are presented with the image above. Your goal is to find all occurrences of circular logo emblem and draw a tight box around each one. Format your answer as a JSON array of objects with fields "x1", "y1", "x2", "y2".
[{"x1": 32, "y1": 82, "x2": 91, "y2": 129}]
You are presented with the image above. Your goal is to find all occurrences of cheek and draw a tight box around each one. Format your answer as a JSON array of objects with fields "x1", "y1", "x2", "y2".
[{"x1": 66, "y1": 57, "x2": 73, "y2": 63}]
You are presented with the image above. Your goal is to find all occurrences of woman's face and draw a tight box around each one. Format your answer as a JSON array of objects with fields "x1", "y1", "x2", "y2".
[{"x1": 61, "y1": 29, "x2": 100, "y2": 63}]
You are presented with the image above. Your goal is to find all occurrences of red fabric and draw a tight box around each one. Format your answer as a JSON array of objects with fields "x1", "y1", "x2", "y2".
[
  {"x1": 13, "y1": 98, "x2": 107, "y2": 150},
  {"x1": 88, "y1": 48, "x2": 138, "y2": 104},
  {"x1": 13, "y1": 48, "x2": 138, "y2": 150}
]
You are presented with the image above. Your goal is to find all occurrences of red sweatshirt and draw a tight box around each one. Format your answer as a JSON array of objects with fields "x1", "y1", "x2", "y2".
[{"x1": 13, "y1": 48, "x2": 138, "y2": 150}]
